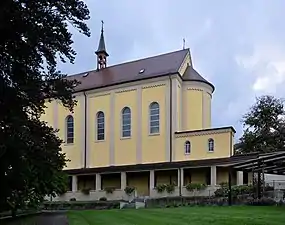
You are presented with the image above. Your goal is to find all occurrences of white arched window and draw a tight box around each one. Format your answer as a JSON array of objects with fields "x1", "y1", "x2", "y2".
[
  {"x1": 149, "y1": 102, "x2": 160, "y2": 134},
  {"x1": 185, "y1": 141, "x2": 191, "y2": 154},
  {"x1": 66, "y1": 115, "x2": 74, "y2": 144},
  {"x1": 96, "y1": 111, "x2": 105, "y2": 140},
  {"x1": 208, "y1": 138, "x2": 214, "y2": 152},
  {"x1": 122, "y1": 107, "x2": 131, "y2": 137}
]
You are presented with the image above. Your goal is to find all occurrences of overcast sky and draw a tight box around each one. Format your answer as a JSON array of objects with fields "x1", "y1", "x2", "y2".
[{"x1": 58, "y1": 0, "x2": 285, "y2": 141}]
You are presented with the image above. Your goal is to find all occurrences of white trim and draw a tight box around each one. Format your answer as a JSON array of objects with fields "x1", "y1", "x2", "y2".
[
  {"x1": 53, "y1": 100, "x2": 58, "y2": 129},
  {"x1": 109, "y1": 91, "x2": 115, "y2": 165},
  {"x1": 136, "y1": 87, "x2": 142, "y2": 163},
  {"x1": 172, "y1": 78, "x2": 178, "y2": 161},
  {"x1": 182, "y1": 81, "x2": 214, "y2": 94},
  {"x1": 80, "y1": 94, "x2": 86, "y2": 167},
  {"x1": 165, "y1": 79, "x2": 170, "y2": 161}
]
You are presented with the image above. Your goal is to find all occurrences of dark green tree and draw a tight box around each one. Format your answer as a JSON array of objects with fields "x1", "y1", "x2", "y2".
[
  {"x1": 0, "y1": 0, "x2": 90, "y2": 214},
  {"x1": 236, "y1": 95, "x2": 285, "y2": 154}
]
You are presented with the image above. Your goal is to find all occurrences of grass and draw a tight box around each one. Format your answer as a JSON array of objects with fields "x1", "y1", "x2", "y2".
[{"x1": 67, "y1": 206, "x2": 285, "y2": 225}]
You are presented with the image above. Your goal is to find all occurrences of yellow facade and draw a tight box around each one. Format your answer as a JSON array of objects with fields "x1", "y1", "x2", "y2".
[{"x1": 40, "y1": 53, "x2": 234, "y2": 171}]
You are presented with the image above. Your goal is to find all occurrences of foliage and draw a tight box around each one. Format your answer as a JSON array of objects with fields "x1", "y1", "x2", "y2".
[
  {"x1": 156, "y1": 184, "x2": 167, "y2": 193},
  {"x1": 185, "y1": 183, "x2": 207, "y2": 192},
  {"x1": 69, "y1": 198, "x2": 76, "y2": 201},
  {"x1": 0, "y1": 0, "x2": 90, "y2": 215},
  {"x1": 99, "y1": 197, "x2": 107, "y2": 201},
  {"x1": 81, "y1": 188, "x2": 91, "y2": 195},
  {"x1": 165, "y1": 184, "x2": 175, "y2": 194},
  {"x1": 104, "y1": 187, "x2": 115, "y2": 194},
  {"x1": 236, "y1": 95, "x2": 285, "y2": 154},
  {"x1": 42, "y1": 200, "x2": 119, "y2": 210},
  {"x1": 124, "y1": 186, "x2": 135, "y2": 195}
]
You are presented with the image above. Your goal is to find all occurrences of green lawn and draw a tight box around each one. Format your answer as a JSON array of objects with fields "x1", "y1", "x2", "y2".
[{"x1": 67, "y1": 206, "x2": 285, "y2": 225}]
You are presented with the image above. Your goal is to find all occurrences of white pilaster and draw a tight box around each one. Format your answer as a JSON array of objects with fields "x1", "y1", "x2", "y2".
[
  {"x1": 96, "y1": 173, "x2": 101, "y2": 191},
  {"x1": 210, "y1": 166, "x2": 217, "y2": 186},
  {"x1": 237, "y1": 171, "x2": 244, "y2": 185},
  {"x1": 150, "y1": 170, "x2": 155, "y2": 190},
  {"x1": 178, "y1": 168, "x2": 184, "y2": 187},
  {"x1": 72, "y1": 175, "x2": 78, "y2": 192},
  {"x1": 121, "y1": 172, "x2": 127, "y2": 190}
]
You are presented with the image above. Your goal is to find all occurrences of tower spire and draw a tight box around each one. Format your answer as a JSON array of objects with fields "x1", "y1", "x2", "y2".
[{"x1": 95, "y1": 20, "x2": 109, "y2": 70}]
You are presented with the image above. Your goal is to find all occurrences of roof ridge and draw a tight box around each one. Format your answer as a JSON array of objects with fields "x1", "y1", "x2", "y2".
[{"x1": 68, "y1": 48, "x2": 189, "y2": 77}]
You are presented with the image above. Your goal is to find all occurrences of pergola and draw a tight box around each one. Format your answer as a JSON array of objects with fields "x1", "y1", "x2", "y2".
[{"x1": 227, "y1": 151, "x2": 285, "y2": 205}]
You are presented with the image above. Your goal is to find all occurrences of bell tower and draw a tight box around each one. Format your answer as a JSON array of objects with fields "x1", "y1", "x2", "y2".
[{"x1": 95, "y1": 20, "x2": 109, "y2": 70}]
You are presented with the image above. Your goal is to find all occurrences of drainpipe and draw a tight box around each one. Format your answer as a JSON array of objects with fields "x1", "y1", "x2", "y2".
[
  {"x1": 84, "y1": 91, "x2": 87, "y2": 168},
  {"x1": 179, "y1": 168, "x2": 182, "y2": 196},
  {"x1": 169, "y1": 76, "x2": 173, "y2": 162}
]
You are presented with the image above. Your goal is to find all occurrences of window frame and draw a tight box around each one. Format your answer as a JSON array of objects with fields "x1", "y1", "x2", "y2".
[
  {"x1": 66, "y1": 115, "x2": 74, "y2": 144},
  {"x1": 121, "y1": 107, "x2": 131, "y2": 138},
  {"x1": 185, "y1": 140, "x2": 191, "y2": 154},
  {"x1": 208, "y1": 138, "x2": 214, "y2": 152},
  {"x1": 149, "y1": 102, "x2": 160, "y2": 135},
  {"x1": 96, "y1": 111, "x2": 105, "y2": 141}
]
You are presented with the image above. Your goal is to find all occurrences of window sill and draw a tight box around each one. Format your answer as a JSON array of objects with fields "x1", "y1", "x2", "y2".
[
  {"x1": 64, "y1": 143, "x2": 74, "y2": 146},
  {"x1": 120, "y1": 136, "x2": 131, "y2": 140},
  {"x1": 149, "y1": 133, "x2": 160, "y2": 136},
  {"x1": 95, "y1": 140, "x2": 105, "y2": 143},
  {"x1": 208, "y1": 151, "x2": 214, "y2": 153},
  {"x1": 185, "y1": 153, "x2": 191, "y2": 155}
]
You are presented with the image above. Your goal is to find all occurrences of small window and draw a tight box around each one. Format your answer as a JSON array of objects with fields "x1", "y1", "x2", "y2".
[
  {"x1": 96, "y1": 111, "x2": 105, "y2": 140},
  {"x1": 149, "y1": 102, "x2": 160, "y2": 134},
  {"x1": 185, "y1": 141, "x2": 191, "y2": 154},
  {"x1": 66, "y1": 115, "x2": 74, "y2": 144},
  {"x1": 122, "y1": 107, "x2": 131, "y2": 137},
  {"x1": 208, "y1": 138, "x2": 214, "y2": 152}
]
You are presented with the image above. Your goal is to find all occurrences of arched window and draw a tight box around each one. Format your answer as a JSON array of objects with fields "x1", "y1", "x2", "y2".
[
  {"x1": 122, "y1": 107, "x2": 131, "y2": 137},
  {"x1": 185, "y1": 141, "x2": 191, "y2": 154},
  {"x1": 96, "y1": 111, "x2": 105, "y2": 141},
  {"x1": 66, "y1": 115, "x2": 74, "y2": 144},
  {"x1": 149, "y1": 102, "x2": 160, "y2": 134},
  {"x1": 208, "y1": 138, "x2": 214, "y2": 152}
]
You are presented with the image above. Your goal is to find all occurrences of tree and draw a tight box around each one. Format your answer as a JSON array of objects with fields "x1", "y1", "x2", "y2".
[
  {"x1": 0, "y1": 0, "x2": 90, "y2": 214},
  {"x1": 236, "y1": 95, "x2": 285, "y2": 154}
]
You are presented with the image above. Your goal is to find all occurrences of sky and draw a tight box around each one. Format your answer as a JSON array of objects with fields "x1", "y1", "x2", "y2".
[{"x1": 58, "y1": 0, "x2": 285, "y2": 141}]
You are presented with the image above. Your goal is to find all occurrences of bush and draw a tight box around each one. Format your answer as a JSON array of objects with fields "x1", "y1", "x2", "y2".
[
  {"x1": 156, "y1": 184, "x2": 166, "y2": 193},
  {"x1": 104, "y1": 187, "x2": 115, "y2": 194},
  {"x1": 81, "y1": 188, "x2": 91, "y2": 195},
  {"x1": 185, "y1": 183, "x2": 206, "y2": 192},
  {"x1": 69, "y1": 198, "x2": 76, "y2": 201},
  {"x1": 124, "y1": 186, "x2": 135, "y2": 195},
  {"x1": 42, "y1": 200, "x2": 119, "y2": 210},
  {"x1": 165, "y1": 184, "x2": 175, "y2": 194},
  {"x1": 99, "y1": 197, "x2": 107, "y2": 201},
  {"x1": 246, "y1": 197, "x2": 276, "y2": 206}
]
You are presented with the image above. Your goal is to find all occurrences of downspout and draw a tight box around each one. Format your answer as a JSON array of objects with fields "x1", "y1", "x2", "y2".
[
  {"x1": 169, "y1": 76, "x2": 173, "y2": 162},
  {"x1": 84, "y1": 91, "x2": 87, "y2": 168},
  {"x1": 179, "y1": 168, "x2": 182, "y2": 196}
]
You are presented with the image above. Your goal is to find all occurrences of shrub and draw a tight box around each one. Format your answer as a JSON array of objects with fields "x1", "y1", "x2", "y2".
[
  {"x1": 104, "y1": 187, "x2": 115, "y2": 194},
  {"x1": 156, "y1": 184, "x2": 167, "y2": 193},
  {"x1": 81, "y1": 188, "x2": 91, "y2": 195},
  {"x1": 99, "y1": 197, "x2": 107, "y2": 201},
  {"x1": 165, "y1": 184, "x2": 175, "y2": 194},
  {"x1": 42, "y1": 201, "x2": 119, "y2": 210},
  {"x1": 69, "y1": 198, "x2": 76, "y2": 201},
  {"x1": 124, "y1": 186, "x2": 135, "y2": 195},
  {"x1": 185, "y1": 183, "x2": 206, "y2": 192}
]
